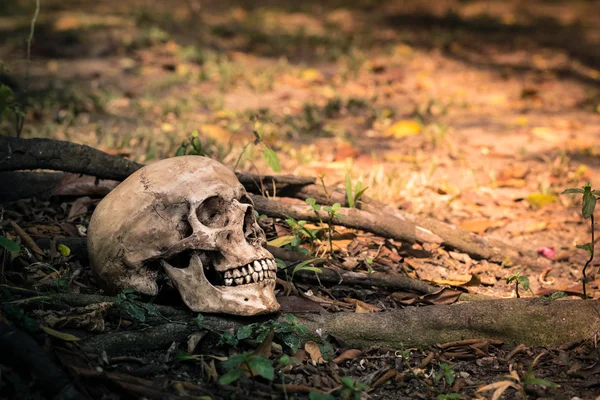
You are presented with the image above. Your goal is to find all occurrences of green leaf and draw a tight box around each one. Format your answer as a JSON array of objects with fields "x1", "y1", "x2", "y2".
[
  {"x1": 309, "y1": 391, "x2": 336, "y2": 400},
  {"x1": 194, "y1": 314, "x2": 205, "y2": 329},
  {"x1": 582, "y1": 191, "x2": 596, "y2": 219},
  {"x1": 192, "y1": 137, "x2": 202, "y2": 153},
  {"x1": 222, "y1": 353, "x2": 246, "y2": 369},
  {"x1": 561, "y1": 188, "x2": 584, "y2": 194},
  {"x1": 294, "y1": 266, "x2": 323, "y2": 274},
  {"x1": 218, "y1": 331, "x2": 239, "y2": 347},
  {"x1": 218, "y1": 368, "x2": 242, "y2": 385},
  {"x1": 268, "y1": 235, "x2": 294, "y2": 247},
  {"x1": 576, "y1": 243, "x2": 593, "y2": 256},
  {"x1": 248, "y1": 356, "x2": 274, "y2": 380},
  {"x1": 525, "y1": 377, "x2": 558, "y2": 388},
  {"x1": 236, "y1": 324, "x2": 254, "y2": 340},
  {"x1": 281, "y1": 333, "x2": 301, "y2": 352},
  {"x1": 175, "y1": 350, "x2": 197, "y2": 361},
  {"x1": 123, "y1": 303, "x2": 146, "y2": 322},
  {"x1": 0, "y1": 236, "x2": 20, "y2": 253},
  {"x1": 175, "y1": 146, "x2": 187, "y2": 156},
  {"x1": 340, "y1": 376, "x2": 355, "y2": 389},
  {"x1": 262, "y1": 146, "x2": 281, "y2": 173},
  {"x1": 278, "y1": 354, "x2": 291, "y2": 366},
  {"x1": 0, "y1": 83, "x2": 14, "y2": 116},
  {"x1": 354, "y1": 187, "x2": 368, "y2": 203},
  {"x1": 516, "y1": 276, "x2": 530, "y2": 290},
  {"x1": 331, "y1": 203, "x2": 341, "y2": 212}
]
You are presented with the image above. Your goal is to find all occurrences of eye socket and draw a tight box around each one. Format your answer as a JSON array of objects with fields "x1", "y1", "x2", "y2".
[
  {"x1": 240, "y1": 194, "x2": 253, "y2": 205},
  {"x1": 197, "y1": 196, "x2": 230, "y2": 227}
]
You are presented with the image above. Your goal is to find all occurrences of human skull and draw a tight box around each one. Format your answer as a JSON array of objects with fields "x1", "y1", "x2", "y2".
[{"x1": 88, "y1": 156, "x2": 280, "y2": 315}]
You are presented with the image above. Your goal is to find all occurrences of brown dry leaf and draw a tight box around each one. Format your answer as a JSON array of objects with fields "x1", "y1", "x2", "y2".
[
  {"x1": 53, "y1": 173, "x2": 119, "y2": 196},
  {"x1": 419, "y1": 287, "x2": 462, "y2": 305},
  {"x1": 35, "y1": 302, "x2": 112, "y2": 332},
  {"x1": 343, "y1": 298, "x2": 382, "y2": 312},
  {"x1": 498, "y1": 164, "x2": 529, "y2": 180},
  {"x1": 496, "y1": 178, "x2": 527, "y2": 188},
  {"x1": 333, "y1": 349, "x2": 363, "y2": 365},
  {"x1": 202, "y1": 359, "x2": 218, "y2": 383},
  {"x1": 431, "y1": 274, "x2": 479, "y2": 287},
  {"x1": 305, "y1": 341, "x2": 325, "y2": 365},
  {"x1": 372, "y1": 369, "x2": 397, "y2": 388},
  {"x1": 67, "y1": 196, "x2": 93, "y2": 221},
  {"x1": 254, "y1": 330, "x2": 274, "y2": 358},
  {"x1": 459, "y1": 219, "x2": 507, "y2": 234},
  {"x1": 523, "y1": 221, "x2": 548, "y2": 233},
  {"x1": 436, "y1": 181, "x2": 461, "y2": 196},
  {"x1": 331, "y1": 239, "x2": 353, "y2": 251}
]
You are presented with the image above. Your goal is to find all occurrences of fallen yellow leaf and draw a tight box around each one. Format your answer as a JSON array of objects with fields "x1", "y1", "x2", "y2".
[
  {"x1": 300, "y1": 68, "x2": 323, "y2": 82},
  {"x1": 526, "y1": 193, "x2": 557, "y2": 208},
  {"x1": 201, "y1": 124, "x2": 233, "y2": 144},
  {"x1": 385, "y1": 120, "x2": 422, "y2": 138},
  {"x1": 41, "y1": 326, "x2": 80, "y2": 341},
  {"x1": 267, "y1": 236, "x2": 294, "y2": 247}
]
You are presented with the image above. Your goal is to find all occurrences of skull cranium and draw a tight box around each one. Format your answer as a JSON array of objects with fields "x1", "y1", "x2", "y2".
[{"x1": 87, "y1": 156, "x2": 280, "y2": 315}]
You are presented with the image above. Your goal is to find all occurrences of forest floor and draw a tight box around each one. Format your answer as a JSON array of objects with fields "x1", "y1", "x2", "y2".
[{"x1": 1, "y1": 0, "x2": 600, "y2": 399}]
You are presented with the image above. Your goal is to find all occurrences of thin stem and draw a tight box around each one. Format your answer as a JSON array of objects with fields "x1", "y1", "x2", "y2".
[
  {"x1": 19, "y1": 0, "x2": 40, "y2": 138},
  {"x1": 582, "y1": 214, "x2": 594, "y2": 299}
]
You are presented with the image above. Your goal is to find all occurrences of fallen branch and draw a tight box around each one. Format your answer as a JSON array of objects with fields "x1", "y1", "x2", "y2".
[
  {"x1": 269, "y1": 183, "x2": 543, "y2": 266},
  {"x1": 8, "y1": 291, "x2": 598, "y2": 351},
  {"x1": 0, "y1": 137, "x2": 141, "y2": 181},
  {"x1": 1, "y1": 137, "x2": 543, "y2": 266},
  {"x1": 251, "y1": 194, "x2": 444, "y2": 246},
  {"x1": 70, "y1": 295, "x2": 600, "y2": 352}
]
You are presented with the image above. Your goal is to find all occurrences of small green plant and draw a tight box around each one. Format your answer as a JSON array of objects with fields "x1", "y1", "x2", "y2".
[
  {"x1": 114, "y1": 288, "x2": 159, "y2": 322},
  {"x1": 477, "y1": 353, "x2": 557, "y2": 399},
  {"x1": 0, "y1": 82, "x2": 26, "y2": 137},
  {"x1": 562, "y1": 182, "x2": 600, "y2": 298},
  {"x1": 543, "y1": 291, "x2": 567, "y2": 301},
  {"x1": 437, "y1": 394, "x2": 461, "y2": 400},
  {"x1": 505, "y1": 271, "x2": 534, "y2": 298},
  {"x1": 309, "y1": 391, "x2": 335, "y2": 400},
  {"x1": 236, "y1": 314, "x2": 308, "y2": 353},
  {"x1": 175, "y1": 130, "x2": 211, "y2": 157},
  {"x1": 345, "y1": 171, "x2": 368, "y2": 208},
  {"x1": 218, "y1": 352, "x2": 274, "y2": 385},
  {"x1": 0, "y1": 235, "x2": 20, "y2": 253},
  {"x1": 233, "y1": 116, "x2": 281, "y2": 173},
  {"x1": 284, "y1": 216, "x2": 320, "y2": 254},
  {"x1": 338, "y1": 376, "x2": 368, "y2": 400},
  {"x1": 305, "y1": 197, "x2": 345, "y2": 256},
  {"x1": 434, "y1": 363, "x2": 455, "y2": 390},
  {"x1": 323, "y1": 203, "x2": 343, "y2": 255}
]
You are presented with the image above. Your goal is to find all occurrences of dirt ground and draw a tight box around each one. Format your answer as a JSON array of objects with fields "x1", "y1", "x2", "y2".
[{"x1": 1, "y1": 0, "x2": 600, "y2": 399}]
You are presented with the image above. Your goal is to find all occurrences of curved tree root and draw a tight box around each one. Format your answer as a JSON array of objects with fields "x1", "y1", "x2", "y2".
[
  {"x1": 20, "y1": 292, "x2": 596, "y2": 353},
  {"x1": 1, "y1": 136, "x2": 543, "y2": 266}
]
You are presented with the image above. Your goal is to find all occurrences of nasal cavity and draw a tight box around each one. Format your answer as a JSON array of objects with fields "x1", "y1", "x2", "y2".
[{"x1": 243, "y1": 207, "x2": 258, "y2": 239}]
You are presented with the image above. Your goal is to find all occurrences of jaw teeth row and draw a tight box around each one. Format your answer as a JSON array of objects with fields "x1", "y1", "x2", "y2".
[{"x1": 223, "y1": 258, "x2": 277, "y2": 286}]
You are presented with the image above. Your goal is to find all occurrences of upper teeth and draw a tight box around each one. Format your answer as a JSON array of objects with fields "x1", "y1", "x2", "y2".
[{"x1": 223, "y1": 258, "x2": 277, "y2": 286}]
